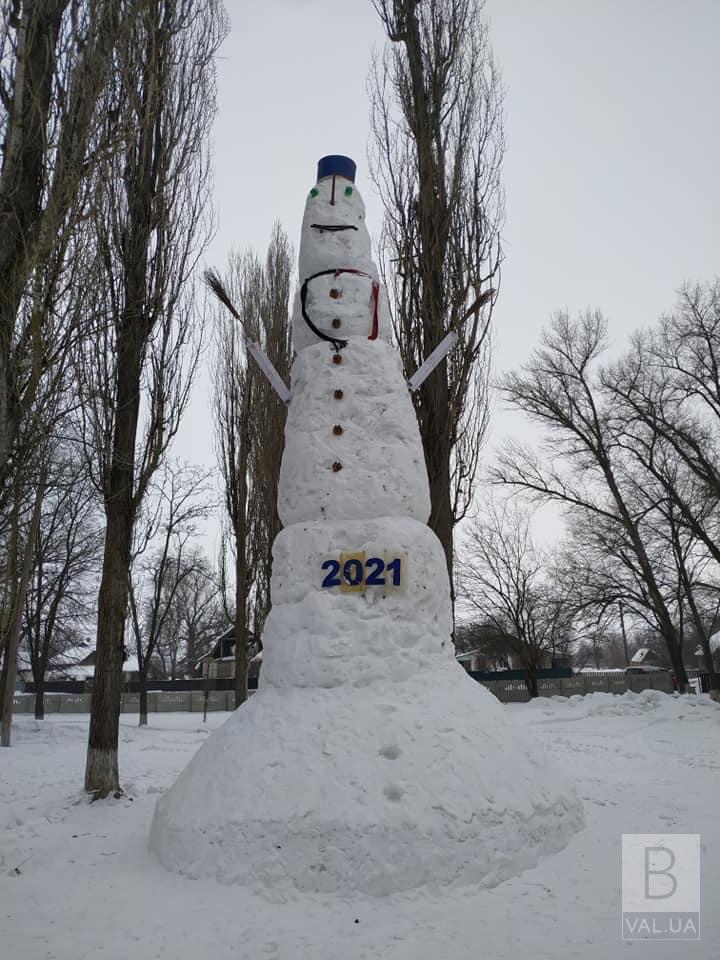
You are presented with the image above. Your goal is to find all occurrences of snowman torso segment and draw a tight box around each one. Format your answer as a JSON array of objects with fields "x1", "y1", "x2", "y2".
[{"x1": 278, "y1": 338, "x2": 431, "y2": 526}]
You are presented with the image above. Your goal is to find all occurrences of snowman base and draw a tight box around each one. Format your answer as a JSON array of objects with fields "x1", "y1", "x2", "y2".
[{"x1": 149, "y1": 659, "x2": 584, "y2": 897}]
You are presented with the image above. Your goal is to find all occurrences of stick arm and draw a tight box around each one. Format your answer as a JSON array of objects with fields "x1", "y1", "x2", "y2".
[
  {"x1": 407, "y1": 330, "x2": 457, "y2": 392},
  {"x1": 246, "y1": 341, "x2": 291, "y2": 404},
  {"x1": 406, "y1": 287, "x2": 494, "y2": 392}
]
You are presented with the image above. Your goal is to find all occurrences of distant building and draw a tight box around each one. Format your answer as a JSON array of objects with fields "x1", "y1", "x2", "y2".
[
  {"x1": 197, "y1": 626, "x2": 261, "y2": 681},
  {"x1": 629, "y1": 647, "x2": 666, "y2": 669},
  {"x1": 17, "y1": 645, "x2": 141, "y2": 685}
]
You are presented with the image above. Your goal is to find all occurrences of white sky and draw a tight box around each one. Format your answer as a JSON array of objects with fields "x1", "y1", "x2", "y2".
[{"x1": 175, "y1": 0, "x2": 720, "y2": 554}]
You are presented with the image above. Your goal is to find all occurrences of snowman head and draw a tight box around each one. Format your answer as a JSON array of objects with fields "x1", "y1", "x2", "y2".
[
  {"x1": 292, "y1": 156, "x2": 389, "y2": 353},
  {"x1": 298, "y1": 156, "x2": 374, "y2": 279}
]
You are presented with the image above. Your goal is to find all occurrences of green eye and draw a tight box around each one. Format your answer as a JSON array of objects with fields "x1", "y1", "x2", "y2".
[
  {"x1": 344, "y1": 186, "x2": 353, "y2": 196},
  {"x1": 310, "y1": 187, "x2": 319, "y2": 198}
]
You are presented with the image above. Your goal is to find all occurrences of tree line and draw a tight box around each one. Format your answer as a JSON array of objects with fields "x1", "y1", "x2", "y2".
[
  {"x1": 457, "y1": 282, "x2": 720, "y2": 699},
  {"x1": 0, "y1": 0, "x2": 229, "y2": 795},
  {"x1": 0, "y1": 0, "x2": 508, "y2": 797}
]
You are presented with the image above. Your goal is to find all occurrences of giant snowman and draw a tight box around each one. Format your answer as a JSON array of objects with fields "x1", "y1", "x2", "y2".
[{"x1": 150, "y1": 156, "x2": 583, "y2": 896}]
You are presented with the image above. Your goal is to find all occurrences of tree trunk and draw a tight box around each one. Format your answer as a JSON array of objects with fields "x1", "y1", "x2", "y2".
[
  {"x1": 525, "y1": 671, "x2": 539, "y2": 699},
  {"x1": 85, "y1": 505, "x2": 134, "y2": 795},
  {"x1": 0, "y1": 648, "x2": 8, "y2": 724},
  {"x1": 660, "y1": 628, "x2": 689, "y2": 694},
  {"x1": 389, "y1": 1, "x2": 460, "y2": 607},
  {"x1": 84, "y1": 215, "x2": 146, "y2": 795},
  {"x1": 234, "y1": 554, "x2": 248, "y2": 709},
  {"x1": 1, "y1": 476, "x2": 45, "y2": 746},
  {"x1": 618, "y1": 601, "x2": 630, "y2": 666},
  {"x1": 233, "y1": 380, "x2": 251, "y2": 710},
  {"x1": 599, "y1": 457, "x2": 689, "y2": 692},
  {"x1": 672, "y1": 532, "x2": 719, "y2": 699},
  {"x1": 139, "y1": 676, "x2": 148, "y2": 727},
  {"x1": 34, "y1": 680, "x2": 45, "y2": 720},
  {"x1": 422, "y1": 371, "x2": 454, "y2": 591}
]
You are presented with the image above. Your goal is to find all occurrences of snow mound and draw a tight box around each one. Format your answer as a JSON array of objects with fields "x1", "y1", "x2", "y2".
[
  {"x1": 528, "y1": 689, "x2": 720, "y2": 721},
  {"x1": 149, "y1": 661, "x2": 584, "y2": 897}
]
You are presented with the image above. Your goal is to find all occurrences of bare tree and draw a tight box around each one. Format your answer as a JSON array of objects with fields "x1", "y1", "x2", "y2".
[
  {"x1": 0, "y1": 256, "x2": 95, "y2": 736},
  {"x1": 555, "y1": 504, "x2": 697, "y2": 675},
  {"x1": 154, "y1": 549, "x2": 223, "y2": 678},
  {"x1": 494, "y1": 311, "x2": 690, "y2": 691},
  {"x1": 76, "y1": 0, "x2": 226, "y2": 795},
  {"x1": 663, "y1": 497, "x2": 720, "y2": 696},
  {"x1": 459, "y1": 500, "x2": 571, "y2": 696},
  {"x1": 571, "y1": 622, "x2": 628, "y2": 671},
  {"x1": 369, "y1": 0, "x2": 503, "y2": 597},
  {"x1": 128, "y1": 462, "x2": 211, "y2": 725},
  {"x1": 214, "y1": 258, "x2": 256, "y2": 709},
  {"x1": 599, "y1": 292, "x2": 720, "y2": 693},
  {"x1": 0, "y1": 461, "x2": 46, "y2": 744},
  {"x1": 0, "y1": 0, "x2": 134, "y2": 489},
  {"x1": 453, "y1": 620, "x2": 513, "y2": 671},
  {"x1": 251, "y1": 226, "x2": 293, "y2": 634},
  {"x1": 22, "y1": 451, "x2": 102, "y2": 718},
  {"x1": 0, "y1": 10, "x2": 121, "y2": 725},
  {"x1": 213, "y1": 226, "x2": 292, "y2": 707}
]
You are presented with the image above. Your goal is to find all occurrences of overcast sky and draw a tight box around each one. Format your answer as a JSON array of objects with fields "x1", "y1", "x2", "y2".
[{"x1": 177, "y1": 0, "x2": 720, "y2": 552}]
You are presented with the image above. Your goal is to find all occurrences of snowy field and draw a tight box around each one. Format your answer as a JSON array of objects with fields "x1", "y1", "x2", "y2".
[{"x1": 1, "y1": 690, "x2": 717, "y2": 960}]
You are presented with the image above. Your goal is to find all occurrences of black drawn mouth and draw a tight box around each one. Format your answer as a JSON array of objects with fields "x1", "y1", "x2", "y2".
[{"x1": 310, "y1": 223, "x2": 359, "y2": 233}]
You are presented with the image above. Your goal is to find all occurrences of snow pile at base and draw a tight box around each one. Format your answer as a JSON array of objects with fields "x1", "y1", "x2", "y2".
[{"x1": 150, "y1": 658, "x2": 584, "y2": 897}]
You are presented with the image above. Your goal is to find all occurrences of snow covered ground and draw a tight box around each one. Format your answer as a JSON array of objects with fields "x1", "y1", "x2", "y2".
[{"x1": 1, "y1": 690, "x2": 717, "y2": 960}]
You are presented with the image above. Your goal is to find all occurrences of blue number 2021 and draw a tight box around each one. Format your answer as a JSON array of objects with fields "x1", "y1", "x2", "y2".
[{"x1": 321, "y1": 556, "x2": 402, "y2": 589}]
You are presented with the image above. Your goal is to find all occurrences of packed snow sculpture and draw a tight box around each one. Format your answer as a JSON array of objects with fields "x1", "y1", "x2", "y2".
[{"x1": 150, "y1": 156, "x2": 583, "y2": 895}]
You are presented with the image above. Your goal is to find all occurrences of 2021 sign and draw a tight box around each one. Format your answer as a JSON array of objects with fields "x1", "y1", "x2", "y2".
[{"x1": 320, "y1": 552, "x2": 405, "y2": 592}]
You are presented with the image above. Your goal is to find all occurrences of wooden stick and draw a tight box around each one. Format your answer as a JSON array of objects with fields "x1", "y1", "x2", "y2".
[{"x1": 204, "y1": 269, "x2": 248, "y2": 331}]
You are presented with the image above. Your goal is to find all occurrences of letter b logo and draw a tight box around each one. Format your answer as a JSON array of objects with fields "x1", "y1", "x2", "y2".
[{"x1": 645, "y1": 846, "x2": 677, "y2": 899}]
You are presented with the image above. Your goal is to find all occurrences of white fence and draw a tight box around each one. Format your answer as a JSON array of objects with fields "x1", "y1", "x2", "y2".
[
  {"x1": 11, "y1": 672, "x2": 674, "y2": 715},
  {"x1": 11, "y1": 690, "x2": 236, "y2": 714}
]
